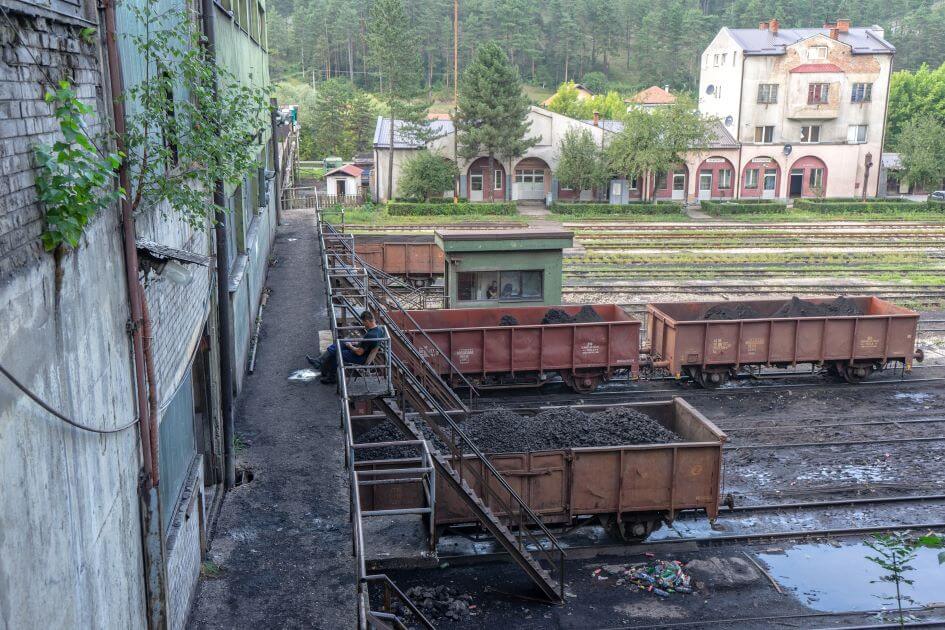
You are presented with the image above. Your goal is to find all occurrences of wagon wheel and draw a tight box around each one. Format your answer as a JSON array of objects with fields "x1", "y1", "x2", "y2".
[
  {"x1": 690, "y1": 367, "x2": 729, "y2": 389},
  {"x1": 839, "y1": 363, "x2": 875, "y2": 384},
  {"x1": 564, "y1": 373, "x2": 603, "y2": 394},
  {"x1": 601, "y1": 513, "x2": 663, "y2": 543}
]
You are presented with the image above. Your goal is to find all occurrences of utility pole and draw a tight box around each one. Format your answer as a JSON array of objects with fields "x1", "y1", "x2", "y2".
[{"x1": 453, "y1": 0, "x2": 458, "y2": 105}]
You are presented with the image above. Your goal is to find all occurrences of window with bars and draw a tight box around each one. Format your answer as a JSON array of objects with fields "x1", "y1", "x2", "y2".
[
  {"x1": 757, "y1": 84, "x2": 778, "y2": 104},
  {"x1": 851, "y1": 83, "x2": 872, "y2": 103},
  {"x1": 808, "y1": 83, "x2": 829, "y2": 104}
]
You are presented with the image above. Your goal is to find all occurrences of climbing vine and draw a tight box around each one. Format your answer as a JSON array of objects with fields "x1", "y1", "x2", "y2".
[{"x1": 34, "y1": 82, "x2": 123, "y2": 251}]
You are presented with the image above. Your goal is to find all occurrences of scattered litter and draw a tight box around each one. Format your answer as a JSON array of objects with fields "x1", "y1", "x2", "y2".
[
  {"x1": 287, "y1": 369, "x2": 319, "y2": 382},
  {"x1": 600, "y1": 559, "x2": 694, "y2": 596}
]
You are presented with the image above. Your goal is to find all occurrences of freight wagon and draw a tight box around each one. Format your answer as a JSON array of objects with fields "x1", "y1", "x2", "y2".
[
  {"x1": 647, "y1": 296, "x2": 923, "y2": 387},
  {"x1": 355, "y1": 398, "x2": 726, "y2": 542},
  {"x1": 391, "y1": 304, "x2": 641, "y2": 393},
  {"x1": 354, "y1": 235, "x2": 444, "y2": 286}
]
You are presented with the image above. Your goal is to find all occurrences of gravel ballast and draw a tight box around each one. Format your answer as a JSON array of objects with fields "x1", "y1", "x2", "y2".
[{"x1": 355, "y1": 405, "x2": 681, "y2": 459}]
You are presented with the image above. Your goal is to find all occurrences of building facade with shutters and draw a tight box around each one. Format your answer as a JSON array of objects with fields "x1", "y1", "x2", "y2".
[{"x1": 698, "y1": 19, "x2": 894, "y2": 199}]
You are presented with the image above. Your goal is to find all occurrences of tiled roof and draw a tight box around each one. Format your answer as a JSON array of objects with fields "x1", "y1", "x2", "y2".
[
  {"x1": 626, "y1": 85, "x2": 677, "y2": 105},
  {"x1": 726, "y1": 26, "x2": 894, "y2": 55},
  {"x1": 325, "y1": 164, "x2": 363, "y2": 178}
]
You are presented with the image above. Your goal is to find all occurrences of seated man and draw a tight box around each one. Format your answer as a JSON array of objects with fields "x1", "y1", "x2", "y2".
[{"x1": 307, "y1": 311, "x2": 385, "y2": 384}]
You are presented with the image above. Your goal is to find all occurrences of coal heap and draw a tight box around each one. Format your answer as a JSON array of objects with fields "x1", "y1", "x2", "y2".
[
  {"x1": 540, "y1": 306, "x2": 603, "y2": 325},
  {"x1": 354, "y1": 406, "x2": 681, "y2": 459},
  {"x1": 772, "y1": 296, "x2": 864, "y2": 318},
  {"x1": 574, "y1": 305, "x2": 604, "y2": 323},
  {"x1": 498, "y1": 314, "x2": 519, "y2": 326},
  {"x1": 703, "y1": 303, "x2": 762, "y2": 320}
]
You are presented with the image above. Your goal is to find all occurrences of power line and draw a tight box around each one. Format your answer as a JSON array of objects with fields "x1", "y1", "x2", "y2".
[{"x1": 0, "y1": 362, "x2": 139, "y2": 434}]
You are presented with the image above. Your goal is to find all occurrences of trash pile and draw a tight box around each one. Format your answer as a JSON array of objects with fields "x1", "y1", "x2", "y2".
[
  {"x1": 596, "y1": 559, "x2": 694, "y2": 597},
  {"x1": 397, "y1": 585, "x2": 474, "y2": 621}
]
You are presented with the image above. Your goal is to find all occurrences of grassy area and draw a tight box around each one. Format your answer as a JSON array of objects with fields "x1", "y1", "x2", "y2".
[{"x1": 320, "y1": 205, "x2": 526, "y2": 227}]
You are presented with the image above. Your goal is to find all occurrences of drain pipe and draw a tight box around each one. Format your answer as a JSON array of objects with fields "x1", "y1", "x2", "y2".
[
  {"x1": 269, "y1": 97, "x2": 282, "y2": 225},
  {"x1": 200, "y1": 0, "x2": 236, "y2": 490},
  {"x1": 101, "y1": 0, "x2": 167, "y2": 627}
]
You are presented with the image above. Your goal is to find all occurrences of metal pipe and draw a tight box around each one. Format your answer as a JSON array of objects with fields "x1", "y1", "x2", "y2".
[
  {"x1": 200, "y1": 0, "x2": 236, "y2": 490},
  {"x1": 269, "y1": 96, "x2": 282, "y2": 225},
  {"x1": 100, "y1": 1, "x2": 167, "y2": 627}
]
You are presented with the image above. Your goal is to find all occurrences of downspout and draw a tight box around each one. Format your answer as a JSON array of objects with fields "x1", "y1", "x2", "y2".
[
  {"x1": 876, "y1": 53, "x2": 894, "y2": 197},
  {"x1": 734, "y1": 51, "x2": 746, "y2": 200},
  {"x1": 269, "y1": 97, "x2": 282, "y2": 225},
  {"x1": 101, "y1": 1, "x2": 167, "y2": 627},
  {"x1": 200, "y1": 0, "x2": 236, "y2": 490}
]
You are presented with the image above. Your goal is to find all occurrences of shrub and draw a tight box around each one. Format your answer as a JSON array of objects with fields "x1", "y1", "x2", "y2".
[
  {"x1": 701, "y1": 200, "x2": 788, "y2": 214},
  {"x1": 792, "y1": 199, "x2": 925, "y2": 213},
  {"x1": 386, "y1": 201, "x2": 517, "y2": 216},
  {"x1": 549, "y1": 202, "x2": 682, "y2": 215},
  {"x1": 796, "y1": 196, "x2": 915, "y2": 204}
]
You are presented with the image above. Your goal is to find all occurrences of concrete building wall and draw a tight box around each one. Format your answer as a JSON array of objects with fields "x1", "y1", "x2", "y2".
[
  {"x1": 697, "y1": 29, "x2": 745, "y2": 130},
  {"x1": 0, "y1": 5, "x2": 146, "y2": 628}
]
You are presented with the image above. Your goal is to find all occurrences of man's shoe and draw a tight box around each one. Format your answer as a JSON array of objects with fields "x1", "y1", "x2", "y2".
[
  {"x1": 320, "y1": 376, "x2": 337, "y2": 385},
  {"x1": 306, "y1": 354, "x2": 321, "y2": 368}
]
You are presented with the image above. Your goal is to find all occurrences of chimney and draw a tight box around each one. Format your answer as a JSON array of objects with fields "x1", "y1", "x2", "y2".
[
  {"x1": 836, "y1": 18, "x2": 850, "y2": 33},
  {"x1": 592, "y1": 110, "x2": 600, "y2": 127},
  {"x1": 759, "y1": 21, "x2": 769, "y2": 31},
  {"x1": 829, "y1": 27, "x2": 839, "y2": 40},
  {"x1": 769, "y1": 19, "x2": 779, "y2": 34},
  {"x1": 663, "y1": 85, "x2": 670, "y2": 93}
]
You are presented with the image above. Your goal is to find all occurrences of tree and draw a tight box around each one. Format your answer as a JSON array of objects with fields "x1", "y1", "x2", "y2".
[
  {"x1": 581, "y1": 71, "x2": 607, "y2": 93},
  {"x1": 896, "y1": 115, "x2": 945, "y2": 190},
  {"x1": 398, "y1": 150, "x2": 459, "y2": 200},
  {"x1": 606, "y1": 103, "x2": 715, "y2": 201},
  {"x1": 367, "y1": 0, "x2": 427, "y2": 200},
  {"x1": 555, "y1": 128, "x2": 608, "y2": 195},
  {"x1": 887, "y1": 63, "x2": 945, "y2": 145},
  {"x1": 455, "y1": 41, "x2": 537, "y2": 201}
]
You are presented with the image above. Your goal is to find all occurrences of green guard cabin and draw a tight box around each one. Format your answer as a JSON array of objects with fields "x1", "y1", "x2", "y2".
[{"x1": 434, "y1": 229, "x2": 574, "y2": 308}]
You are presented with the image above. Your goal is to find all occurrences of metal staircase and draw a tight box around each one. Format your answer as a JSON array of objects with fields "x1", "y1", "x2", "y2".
[{"x1": 320, "y1": 216, "x2": 566, "y2": 603}]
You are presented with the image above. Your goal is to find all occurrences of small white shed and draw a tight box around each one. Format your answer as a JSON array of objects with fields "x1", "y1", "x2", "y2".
[{"x1": 325, "y1": 164, "x2": 364, "y2": 198}]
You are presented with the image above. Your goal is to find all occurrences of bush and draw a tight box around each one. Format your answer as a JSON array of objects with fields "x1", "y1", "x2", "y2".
[
  {"x1": 793, "y1": 199, "x2": 925, "y2": 213},
  {"x1": 701, "y1": 200, "x2": 788, "y2": 214},
  {"x1": 796, "y1": 196, "x2": 915, "y2": 204},
  {"x1": 550, "y1": 202, "x2": 683, "y2": 215},
  {"x1": 386, "y1": 201, "x2": 517, "y2": 216}
]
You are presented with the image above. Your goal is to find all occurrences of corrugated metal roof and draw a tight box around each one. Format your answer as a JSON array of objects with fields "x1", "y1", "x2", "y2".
[
  {"x1": 726, "y1": 26, "x2": 894, "y2": 55},
  {"x1": 373, "y1": 116, "x2": 454, "y2": 149}
]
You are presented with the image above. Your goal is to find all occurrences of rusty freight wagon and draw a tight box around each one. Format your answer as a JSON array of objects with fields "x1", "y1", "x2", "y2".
[
  {"x1": 391, "y1": 304, "x2": 641, "y2": 392},
  {"x1": 354, "y1": 235, "x2": 444, "y2": 286},
  {"x1": 647, "y1": 296, "x2": 923, "y2": 387},
  {"x1": 355, "y1": 398, "x2": 726, "y2": 542}
]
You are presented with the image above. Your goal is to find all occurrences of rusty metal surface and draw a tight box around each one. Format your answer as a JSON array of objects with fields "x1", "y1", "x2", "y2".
[
  {"x1": 357, "y1": 399, "x2": 725, "y2": 527},
  {"x1": 354, "y1": 242, "x2": 445, "y2": 277},
  {"x1": 392, "y1": 304, "x2": 641, "y2": 380},
  {"x1": 646, "y1": 296, "x2": 920, "y2": 376}
]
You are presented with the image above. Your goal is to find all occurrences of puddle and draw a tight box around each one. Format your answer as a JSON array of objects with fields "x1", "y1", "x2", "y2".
[
  {"x1": 288, "y1": 369, "x2": 320, "y2": 382},
  {"x1": 893, "y1": 392, "x2": 933, "y2": 403},
  {"x1": 757, "y1": 542, "x2": 945, "y2": 612}
]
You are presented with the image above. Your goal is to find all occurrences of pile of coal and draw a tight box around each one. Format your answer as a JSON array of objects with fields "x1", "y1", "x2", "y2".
[
  {"x1": 574, "y1": 305, "x2": 604, "y2": 323},
  {"x1": 353, "y1": 421, "x2": 422, "y2": 461},
  {"x1": 702, "y1": 303, "x2": 762, "y2": 320},
  {"x1": 397, "y1": 585, "x2": 473, "y2": 621},
  {"x1": 498, "y1": 314, "x2": 519, "y2": 326},
  {"x1": 773, "y1": 296, "x2": 864, "y2": 318},
  {"x1": 541, "y1": 308, "x2": 575, "y2": 325}
]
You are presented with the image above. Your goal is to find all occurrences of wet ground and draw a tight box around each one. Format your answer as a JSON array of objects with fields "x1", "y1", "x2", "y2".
[{"x1": 188, "y1": 207, "x2": 355, "y2": 628}]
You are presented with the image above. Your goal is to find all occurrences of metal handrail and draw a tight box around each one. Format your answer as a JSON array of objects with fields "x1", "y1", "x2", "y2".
[
  {"x1": 316, "y1": 213, "x2": 433, "y2": 629},
  {"x1": 389, "y1": 355, "x2": 566, "y2": 601}
]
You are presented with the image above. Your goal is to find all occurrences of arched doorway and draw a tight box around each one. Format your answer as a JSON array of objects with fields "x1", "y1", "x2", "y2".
[
  {"x1": 467, "y1": 157, "x2": 506, "y2": 202},
  {"x1": 695, "y1": 157, "x2": 736, "y2": 201},
  {"x1": 652, "y1": 165, "x2": 688, "y2": 201},
  {"x1": 513, "y1": 157, "x2": 551, "y2": 201},
  {"x1": 788, "y1": 156, "x2": 828, "y2": 198},
  {"x1": 741, "y1": 157, "x2": 781, "y2": 199}
]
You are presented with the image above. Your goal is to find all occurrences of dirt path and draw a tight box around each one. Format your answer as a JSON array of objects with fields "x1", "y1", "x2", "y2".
[{"x1": 188, "y1": 207, "x2": 355, "y2": 628}]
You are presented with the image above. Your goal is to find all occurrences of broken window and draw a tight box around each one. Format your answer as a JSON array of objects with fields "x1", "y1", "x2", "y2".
[
  {"x1": 807, "y1": 83, "x2": 829, "y2": 104},
  {"x1": 800, "y1": 125, "x2": 821, "y2": 143},
  {"x1": 851, "y1": 83, "x2": 872, "y2": 103},
  {"x1": 757, "y1": 84, "x2": 778, "y2": 104}
]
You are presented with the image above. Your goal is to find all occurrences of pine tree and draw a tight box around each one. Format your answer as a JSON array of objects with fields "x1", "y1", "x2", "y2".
[{"x1": 455, "y1": 41, "x2": 537, "y2": 201}]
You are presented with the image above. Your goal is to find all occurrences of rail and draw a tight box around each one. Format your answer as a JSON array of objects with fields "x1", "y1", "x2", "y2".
[{"x1": 317, "y1": 213, "x2": 434, "y2": 630}]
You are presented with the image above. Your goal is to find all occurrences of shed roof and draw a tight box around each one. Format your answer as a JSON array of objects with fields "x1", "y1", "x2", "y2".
[
  {"x1": 725, "y1": 26, "x2": 894, "y2": 55},
  {"x1": 435, "y1": 229, "x2": 574, "y2": 252},
  {"x1": 325, "y1": 164, "x2": 363, "y2": 178}
]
